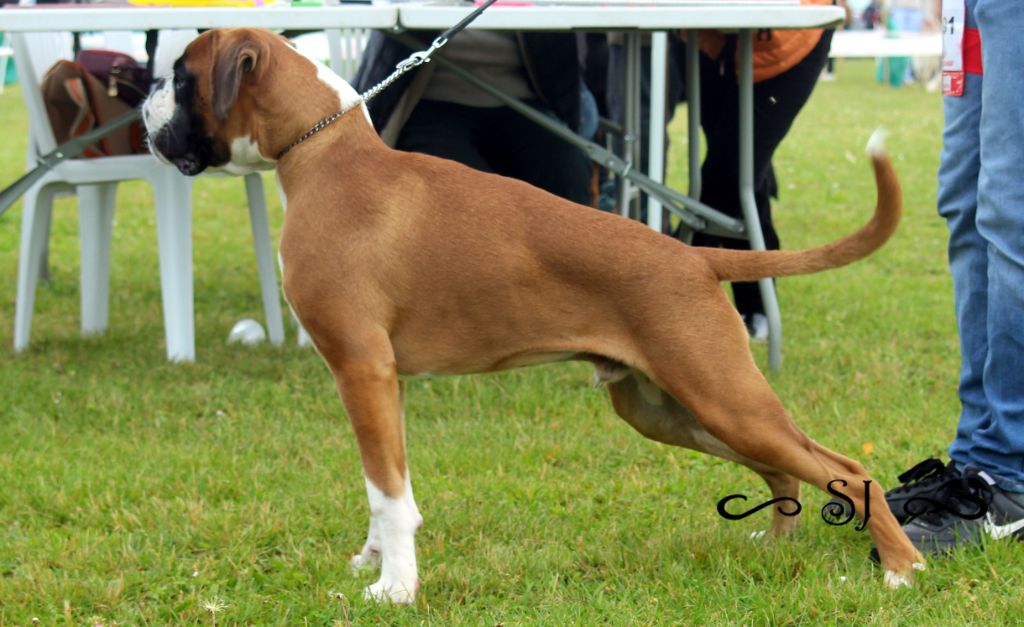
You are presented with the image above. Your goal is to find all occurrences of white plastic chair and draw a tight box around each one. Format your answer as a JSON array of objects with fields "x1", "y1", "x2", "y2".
[
  {"x1": 325, "y1": 28, "x2": 370, "y2": 81},
  {"x1": 10, "y1": 31, "x2": 285, "y2": 361}
]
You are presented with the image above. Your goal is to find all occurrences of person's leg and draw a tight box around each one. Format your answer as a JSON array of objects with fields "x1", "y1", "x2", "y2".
[
  {"x1": 693, "y1": 31, "x2": 833, "y2": 319},
  {"x1": 939, "y1": 67, "x2": 986, "y2": 476},
  {"x1": 689, "y1": 38, "x2": 737, "y2": 250},
  {"x1": 482, "y1": 103, "x2": 593, "y2": 205},
  {"x1": 940, "y1": 80, "x2": 988, "y2": 475},
  {"x1": 884, "y1": 2, "x2": 1024, "y2": 550},
  {"x1": 888, "y1": 8, "x2": 913, "y2": 86},
  {"x1": 730, "y1": 176, "x2": 779, "y2": 318},
  {"x1": 395, "y1": 100, "x2": 493, "y2": 173},
  {"x1": 964, "y1": 0, "x2": 1024, "y2": 491},
  {"x1": 690, "y1": 40, "x2": 772, "y2": 319}
]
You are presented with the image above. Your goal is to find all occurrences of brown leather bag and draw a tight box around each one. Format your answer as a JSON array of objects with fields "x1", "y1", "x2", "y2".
[
  {"x1": 76, "y1": 49, "x2": 153, "y2": 108},
  {"x1": 40, "y1": 58, "x2": 147, "y2": 157}
]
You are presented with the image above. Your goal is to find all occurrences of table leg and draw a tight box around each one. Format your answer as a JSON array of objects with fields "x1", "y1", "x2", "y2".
[
  {"x1": 618, "y1": 31, "x2": 641, "y2": 219},
  {"x1": 683, "y1": 29, "x2": 702, "y2": 244},
  {"x1": 646, "y1": 31, "x2": 667, "y2": 233},
  {"x1": 738, "y1": 29, "x2": 783, "y2": 371}
]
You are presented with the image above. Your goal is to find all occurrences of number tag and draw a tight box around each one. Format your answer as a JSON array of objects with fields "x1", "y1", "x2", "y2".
[{"x1": 942, "y1": 0, "x2": 966, "y2": 96}]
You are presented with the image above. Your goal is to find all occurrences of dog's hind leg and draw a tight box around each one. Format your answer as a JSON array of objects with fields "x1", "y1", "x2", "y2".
[
  {"x1": 606, "y1": 370, "x2": 801, "y2": 538},
  {"x1": 320, "y1": 328, "x2": 422, "y2": 605},
  {"x1": 633, "y1": 306, "x2": 924, "y2": 587}
]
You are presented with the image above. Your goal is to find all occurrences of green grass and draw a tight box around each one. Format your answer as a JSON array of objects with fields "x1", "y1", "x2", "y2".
[{"x1": 2, "y1": 60, "x2": 1022, "y2": 625}]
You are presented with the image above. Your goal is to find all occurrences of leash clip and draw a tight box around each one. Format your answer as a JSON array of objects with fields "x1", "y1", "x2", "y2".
[
  {"x1": 397, "y1": 50, "x2": 432, "y2": 72},
  {"x1": 358, "y1": 0, "x2": 497, "y2": 104},
  {"x1": 429, "y1": 35, "x2": 449, "y2": 52},
  {"x1": 395, "y1": 36, "x2": 449, "y2": 72}
]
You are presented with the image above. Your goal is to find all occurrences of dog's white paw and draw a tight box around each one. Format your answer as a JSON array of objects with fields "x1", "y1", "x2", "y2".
[
  {"x1": 350, "y1": 548, "x2": 382, "y2": 575},
  {"x1": 883, "y1": 569, "x2": 913, "y2": 589},
  {"x1": 363, "y1": 578, "x2": 418, "y2": 605},
  {"x1": 749, "y1": 530, "x2": 768, "y2": 540}
]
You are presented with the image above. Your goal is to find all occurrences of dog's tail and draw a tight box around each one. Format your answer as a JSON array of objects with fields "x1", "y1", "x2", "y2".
[{"x1": 699, "y1": 130, "x2": 901, "y2": 283}]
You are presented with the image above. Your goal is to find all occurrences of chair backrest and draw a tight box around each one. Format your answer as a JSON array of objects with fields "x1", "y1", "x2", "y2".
[
  {"x1": 151, "y1": 29, "x2": 198, "y2": 78},
  {"x1": 13, "y1": 27, "x2": 174, "y2": 159},
  {"x1": 325, "y1": 28, "x2": 370, "y2": 81},
  {"x1": 10, "y1": 31, "x2": 73, "y2": 157}
]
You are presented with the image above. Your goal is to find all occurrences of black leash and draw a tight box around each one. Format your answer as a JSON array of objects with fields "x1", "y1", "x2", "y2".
[
  {"x1": 0, "y1": 109, "x2": 142, "y2": 219},
  {"x1": 441, "y1": 0, "x2": 501, "y2": 41}
]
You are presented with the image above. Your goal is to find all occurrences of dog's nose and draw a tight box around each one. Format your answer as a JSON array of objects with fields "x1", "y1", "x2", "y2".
[{"x1": 173, "y1": 156, "x2": 203, "y2": 176}]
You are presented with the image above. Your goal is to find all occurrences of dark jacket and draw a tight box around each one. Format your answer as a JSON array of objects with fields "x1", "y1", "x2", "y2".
[{"x1": 352, "y1": 29, "x2": 582, "y2": 137}]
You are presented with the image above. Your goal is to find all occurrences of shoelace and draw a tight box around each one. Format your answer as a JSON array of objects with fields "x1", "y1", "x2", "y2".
[
  {"x1": 911, "y1": 475, "x2": 991, "y2": 524},
  {"x1": 889, "y1": 458, "x2": 954, "y2": 496}
]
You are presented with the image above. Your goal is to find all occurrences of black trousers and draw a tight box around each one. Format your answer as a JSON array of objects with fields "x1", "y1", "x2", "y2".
[
  {"x1": 688, "y1": 30, "x2": 833, "y2": 317},
  {"x1": 396, "y1": 99, "x2": 594, "y2": 206}
]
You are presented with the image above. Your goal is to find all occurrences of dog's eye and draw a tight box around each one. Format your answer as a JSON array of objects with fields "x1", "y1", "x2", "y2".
[{"x1": 174, "y1": 76, "x2": 186, "y2": 91}]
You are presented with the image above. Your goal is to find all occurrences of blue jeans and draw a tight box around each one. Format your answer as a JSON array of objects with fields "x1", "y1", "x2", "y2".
[{"x1": 941, "y1": 0, "x2": 1024, "y2": 492}]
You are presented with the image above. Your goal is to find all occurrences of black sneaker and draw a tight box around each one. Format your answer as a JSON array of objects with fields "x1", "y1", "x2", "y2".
[
  {"x1": 901, "y1": 470, "x2": 1024, "y2": 555},
  {"x1": 823, "y1": 457, "x2": 961, "y2": 525},
  {"x1": 886, "y1": 458, "x2": 963, "y2": 523}
]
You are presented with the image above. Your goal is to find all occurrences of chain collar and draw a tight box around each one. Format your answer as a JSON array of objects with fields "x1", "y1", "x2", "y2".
[
  {"x1": 276, "y1": 107, "x2": 349, "y2": 160},
  {"x1": 276, "y1": 35, "x2": 444, "y2": 162}
]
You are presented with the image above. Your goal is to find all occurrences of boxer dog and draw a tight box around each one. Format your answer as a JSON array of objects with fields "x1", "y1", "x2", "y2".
[{"x1": 142, "y1": 28, "x2": 924, "y2": 604}]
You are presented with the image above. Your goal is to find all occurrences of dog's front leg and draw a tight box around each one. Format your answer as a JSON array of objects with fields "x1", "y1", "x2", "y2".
[
  {"x1": 350, "y1": 500, "x2": 382, "y2": 574},
  {"x1": 350, "y1": 380, "x2": 413, "y2": 577},
  {"x1": 330, "y1": 341, "x2": 422, "y2": 605},
  {"x1": 360, "y1": 473, "x2": 420, "y2": 604}
]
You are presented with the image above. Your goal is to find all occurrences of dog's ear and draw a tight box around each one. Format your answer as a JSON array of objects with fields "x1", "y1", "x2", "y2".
[{"x1": 212, "y1": 33, "x2": 269, "y2": 122}]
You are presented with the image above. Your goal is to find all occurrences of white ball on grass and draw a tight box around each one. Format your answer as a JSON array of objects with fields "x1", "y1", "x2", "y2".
[{"x1": 228, "y1": 318, "x2": 266, "y2": 346}]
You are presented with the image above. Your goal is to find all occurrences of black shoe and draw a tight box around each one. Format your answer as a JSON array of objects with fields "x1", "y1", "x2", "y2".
[
  {"x1": 901, "y1": 470, "x2": 1024, "y2": 555},
  {"x1": 886, "y1": 458, "x2": 963, "y2": 523},
  {"x1": 824, "y1": 457, "x2": 961, "y2": 526}
]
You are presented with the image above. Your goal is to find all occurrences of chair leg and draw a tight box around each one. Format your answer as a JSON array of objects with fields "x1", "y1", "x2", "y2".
[
  {"x1": 151, "y1": 169, "x2": 195, "y2": 362},
  {"x1": 277, "y1": 248, "x2": 314, "y2": 348},
  {"x1": 244, "y1": 172, "x2": 285, "y2": 346},
  {"x1": 78, "y1": 183, "x2": 117, "y2": 336},
  {"x1": 14, "y1": 184, "x2": 57, "y2": 352},
  {"x1": 38, "y1": 203, "x2": 52, "y2": 284}
]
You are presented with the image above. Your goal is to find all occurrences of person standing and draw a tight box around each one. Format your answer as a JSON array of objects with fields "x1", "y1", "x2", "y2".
[
  {"x1": 684, "y1": 3, "x2": 835, "y2": 340},
  {"x1": 883, "y1": 0, "x2": 1024, "y2": 553}
]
